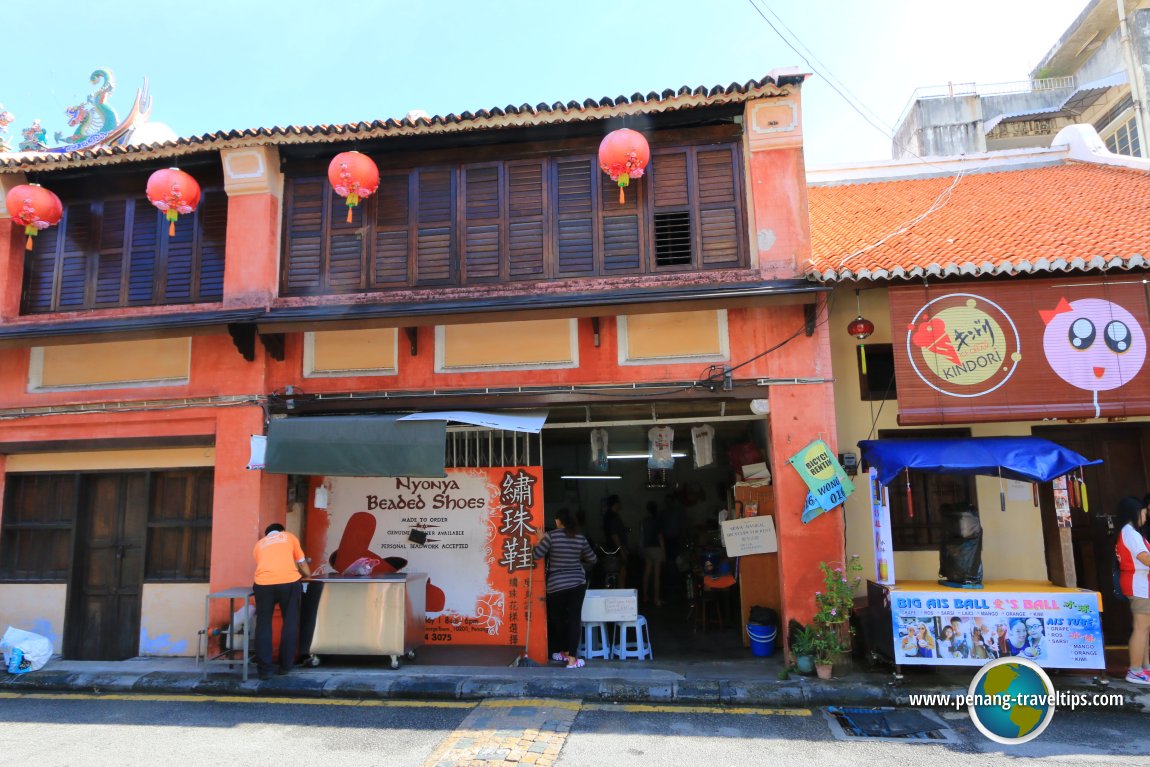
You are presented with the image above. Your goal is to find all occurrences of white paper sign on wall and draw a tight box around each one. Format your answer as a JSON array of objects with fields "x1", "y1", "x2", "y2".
[{"x1": 720, "y1": 515, "x2": 777, "y2": 557}]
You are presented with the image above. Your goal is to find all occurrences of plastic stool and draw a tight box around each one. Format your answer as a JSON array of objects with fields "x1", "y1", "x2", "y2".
[
  {"x1": 578, "y1": 621, "x2": 612, "y2": 660},
  {"x1": 612, "y1": 615, "x2": 653, "y2": 660}
]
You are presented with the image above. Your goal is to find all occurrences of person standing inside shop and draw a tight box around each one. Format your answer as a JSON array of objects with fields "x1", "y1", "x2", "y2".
[
  {"x1": 602, "y1": 495, "x2": 630, "y2": 588},
  {"x1": 1116, "y1": 495, "x2": 1150, "y2": 685},
  {"x1": 252, "y1": 523, "x2": 311, "y2": 680},
  {"x1": 640, "y1": 501, "x2": 666, "y2": 607},
  {"x1": 534, "y1": 508, "x2": 597, "y2": 668}
]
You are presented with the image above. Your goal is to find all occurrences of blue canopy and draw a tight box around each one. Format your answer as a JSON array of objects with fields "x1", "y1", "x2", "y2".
[{"x1": 858, "y1": 437, "x2": 1102, "y2": 487}]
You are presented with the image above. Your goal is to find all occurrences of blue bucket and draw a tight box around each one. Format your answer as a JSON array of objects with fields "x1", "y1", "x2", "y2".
[{"x1": 746, "y1": 624, "x2": 777, "y2": 657}]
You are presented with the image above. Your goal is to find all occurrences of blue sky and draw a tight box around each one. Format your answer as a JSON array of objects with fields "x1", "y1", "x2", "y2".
[{"x1": 1, "y1": 0, "x2": 1089, "y2": 166}]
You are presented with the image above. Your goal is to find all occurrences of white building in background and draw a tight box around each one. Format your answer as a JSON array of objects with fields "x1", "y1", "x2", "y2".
[{"x1": 894, "y1": 0, "x2": 1150, "y2": 159}]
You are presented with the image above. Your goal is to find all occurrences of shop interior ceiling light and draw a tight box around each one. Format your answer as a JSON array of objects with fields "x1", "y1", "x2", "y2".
[
  {"x1": 607, "y1": 452, "x2": 687, "y2": 459},
  {"x1": 560, "y1": 475, "x2": 623, "y2": 480}
]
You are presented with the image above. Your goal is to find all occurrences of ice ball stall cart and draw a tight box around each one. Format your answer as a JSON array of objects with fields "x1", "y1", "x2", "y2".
[{"x1": 857, "y1": 436, "x2": 1108, "y2": 683}]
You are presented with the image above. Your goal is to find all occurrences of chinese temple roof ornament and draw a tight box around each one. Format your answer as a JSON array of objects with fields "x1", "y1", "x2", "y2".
[
  {"x1": 0, "y1": 105, "x2": 13, "y2": 152},
  {"x1": 2, "y1": 69, "x2": 153, "y2": 155},
  {"x1": 598, "y1": 128, "x2": 650, "y2": 204},
  {"x1": 5, "y1": 183, "x2": 63, "y2": 251}
]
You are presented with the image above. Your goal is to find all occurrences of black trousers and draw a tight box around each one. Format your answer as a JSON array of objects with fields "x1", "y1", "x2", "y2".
[
  {"x1": 546, "y1": 583, "x2": 587, "y2": 657},
  {"x1": 253, "y1": 580, "x2": 302, "y2": 674}
]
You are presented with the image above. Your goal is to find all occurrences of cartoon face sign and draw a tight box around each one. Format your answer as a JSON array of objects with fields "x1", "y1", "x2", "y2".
[{"x1": 1041, "y1": 297, "x2": 1146, "y2": 392}]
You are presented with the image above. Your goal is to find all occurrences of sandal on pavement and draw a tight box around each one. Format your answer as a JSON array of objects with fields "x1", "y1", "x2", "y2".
[
  {"x1": 552, "y1": 652, "x2": 567, "y2": 662},
  {"x1": 566, "y1": 658, "x2": 586, "y2": 669}
]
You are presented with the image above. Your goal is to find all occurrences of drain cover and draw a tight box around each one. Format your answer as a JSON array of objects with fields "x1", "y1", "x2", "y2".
[{"x1": 824, "y1": 707, "x2": 960, "y2": 743}]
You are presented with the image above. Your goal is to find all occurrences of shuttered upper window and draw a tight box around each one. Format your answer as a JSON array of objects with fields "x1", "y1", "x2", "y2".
[
  {"x1": 21, "y1": 190, "x2": 227, "y2": 314},
  {"x1": 280, "y1": 139, "x2": 746, "y2": 296}
]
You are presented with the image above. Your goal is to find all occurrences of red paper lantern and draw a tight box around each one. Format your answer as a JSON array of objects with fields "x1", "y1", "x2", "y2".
[
  {"x1": 5, "y1": 183, "x2": 63, "y2": 251},
  {"x1": 847, "y1": 316, "x2": 874, "y2": 340},
  {"x1": 146, "y1": 168, "x2": 201, "y2": 237},
  {"x1": 327, "y1": 151, "x2": 380, "y2": 223},
  {"x1": 598, "y1": 128, "x2": 650, "y2": 204}
]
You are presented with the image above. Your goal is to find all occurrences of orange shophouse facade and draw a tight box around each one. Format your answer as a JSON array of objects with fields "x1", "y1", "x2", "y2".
[{"x1": 0, "y1": 72, "x2": 842, "y2": 662}]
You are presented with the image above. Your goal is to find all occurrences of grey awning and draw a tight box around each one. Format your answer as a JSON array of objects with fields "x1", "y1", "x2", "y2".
[{"x1": 264, "y1": 415, "x2": 446, "y2": 477}]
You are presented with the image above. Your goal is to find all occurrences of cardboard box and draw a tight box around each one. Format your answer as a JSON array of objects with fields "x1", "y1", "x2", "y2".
[{"x1": 581, "y1": 589, "x2": 638, "y2": 622}]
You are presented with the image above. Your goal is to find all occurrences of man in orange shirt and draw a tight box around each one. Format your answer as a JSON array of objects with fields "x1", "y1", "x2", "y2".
[{"x1": 252, "y1": 523, "x2": 311, "y2": 680}]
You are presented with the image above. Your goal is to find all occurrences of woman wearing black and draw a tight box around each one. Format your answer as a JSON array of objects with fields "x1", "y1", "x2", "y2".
[{"x1": 534, "y1": 508, "x2": 597, "y2": 668}]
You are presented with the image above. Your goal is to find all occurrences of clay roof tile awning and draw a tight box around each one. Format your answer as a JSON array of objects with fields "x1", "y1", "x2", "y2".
[{"x1": 806, "y1": 162, "x2": 1150, "y2": 282}]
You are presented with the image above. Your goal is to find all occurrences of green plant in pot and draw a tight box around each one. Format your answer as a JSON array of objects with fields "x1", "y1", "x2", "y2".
[
  {"x1": 810, "y1": 555, "x2": 862, "y2": 680},
  {"x1": 790, "y1": 624, "x2": 818, "y2": 676}
]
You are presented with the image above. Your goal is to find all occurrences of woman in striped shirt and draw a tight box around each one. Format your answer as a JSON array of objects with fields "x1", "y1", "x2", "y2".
[{"x1": 534, "y1": 508, "x2": 597, "y2": 668}]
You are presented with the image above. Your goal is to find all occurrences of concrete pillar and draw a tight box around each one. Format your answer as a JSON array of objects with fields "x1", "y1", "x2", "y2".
[
  {"x1": 209, "y1": 406, "x2": 286, "y2": 600},
  {"x1": 220, "y1": 146, "x2": 283, "y2": 308},
  {"x1": 768, "y1": 381, "x2": 845, "y2": 630},
  {"x1": 744, "y1": 95, "x2": 809, "y2": 281},
  {"x1": 0, "y1": 173, "x2": 29, "y2": 321}
]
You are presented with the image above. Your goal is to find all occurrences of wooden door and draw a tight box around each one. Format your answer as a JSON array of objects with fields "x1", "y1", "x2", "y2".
[
  {"x1": 1034, "y1": 425, "x2": 1150, "y2": 645},
  {"x1": 733, "y1": 484, "x2": 780, "y2": 646},
  {"x1": 65, "y1": 473, "x2": 149, "y2": 660}
]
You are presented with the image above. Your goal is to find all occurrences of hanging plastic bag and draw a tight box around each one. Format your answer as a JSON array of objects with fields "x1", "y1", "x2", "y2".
[
  {"x1": 1, "y1": 626, "x2": 54, "y2": 673},
  {"x1": 341, "y1": 556, "x2": 381, "y2": 577}
]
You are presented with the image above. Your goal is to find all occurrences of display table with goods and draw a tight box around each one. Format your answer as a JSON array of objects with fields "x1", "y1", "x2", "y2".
[{"x1": 857, "y1": 437, "x2": 1106, "y2": 680}]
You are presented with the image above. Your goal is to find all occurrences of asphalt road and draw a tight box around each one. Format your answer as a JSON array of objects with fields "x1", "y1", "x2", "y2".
[{"x1": 1, "y1": 693, "x2": 1147, "y2": 767}]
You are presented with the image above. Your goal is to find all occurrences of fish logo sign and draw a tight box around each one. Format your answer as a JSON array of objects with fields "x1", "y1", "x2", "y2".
[{"x1": 906, "y1": 294, "x2": 1022, "y2": 397}]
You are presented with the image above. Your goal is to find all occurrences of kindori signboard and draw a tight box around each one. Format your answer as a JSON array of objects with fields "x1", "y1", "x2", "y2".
[{"x1": 889, "y1": 278, "x2": 1150, "y2": 424}]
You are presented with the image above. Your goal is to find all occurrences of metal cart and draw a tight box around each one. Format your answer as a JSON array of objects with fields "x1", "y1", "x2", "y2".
[
  {"x1": 196, "y1": 587, "x2": 255, "y2": 681},
  {"x1": 301, "y1": 573, "x2": 427, "y2": 669}
]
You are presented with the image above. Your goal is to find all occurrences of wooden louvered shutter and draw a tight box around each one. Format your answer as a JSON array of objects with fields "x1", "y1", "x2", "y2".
[
  {"x1": 373, "y1": 173, "x2": 411, "y2": 287},
  {"x1": 695, "y1": 146, "x2": 743, "y2": 267},
  {"x1": 649, "y1": 149, "x2": 694, "y2": 269},
  {"x1": 599, "y1": 162, "x2": 643, "y2": 273},
  {"x1": 506, "y1": 161, "x2": 545, "y2": 280},
  {"x1": 127, "y1": 199, "x2": 160, "y2": 304},
  {"x1": 553, "y1": 158, "x2": 595, "y2": 276},
  {"x1": 197, "y1": 190, "x2": 227, "y2": 301},
  {"x1": 94, "y1": 200, "x2": 128, "y2": 306},
  {"x1": 23, "y1": 221, "x2": 61, "y2": 312},
  {"x1": 57, "y1": 203, "x2": 94, "y2": 310},
  {"x1": 162, "y1": 198, "x2": 198, "y2": 302},
  {"x1": 462, "y1": 163, "x2": 502, "y2": 283},
  {"x1": 414, "y1": 168, "x2": 455, "y2": 285},
  {"x1": 327, "y1": 184, "x2": 368, "y2": 292},
  {"x1": 283, "y1": 177, "x2": 325, "y2": 294}
]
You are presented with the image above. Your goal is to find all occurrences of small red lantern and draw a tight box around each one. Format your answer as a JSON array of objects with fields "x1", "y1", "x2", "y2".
[
  {"x1": 327, "y1": 151, "x2": 380, "y2": 223},
  {"x1": 847, "y1": 316, "x2": 874, "y2": 340},
  {"x1": 146, "y1": 168, "x2": 201, "y2": 237},
  {"x1": 598, "y1": 128, "x2": 650, "y2": 204},
  {"x1": 6, "y1": 183, "x2": 63, "y2": 251}
]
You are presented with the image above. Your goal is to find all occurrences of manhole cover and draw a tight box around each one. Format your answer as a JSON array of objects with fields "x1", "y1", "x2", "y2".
[{"x1": 824, "y1": 707, "x2": 961, "y2": 744}]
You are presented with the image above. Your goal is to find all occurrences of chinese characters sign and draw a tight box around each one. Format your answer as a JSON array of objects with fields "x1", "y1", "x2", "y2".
[
  {"x1": 317, "y1": 468, "x2": 546, "y2": 659},
  {"x1": 887, "y1": 587, "x2": 1104, "y2": 670},
  {"x1": 890, "y1": 278, "x2": 1150, "y2": 424}
]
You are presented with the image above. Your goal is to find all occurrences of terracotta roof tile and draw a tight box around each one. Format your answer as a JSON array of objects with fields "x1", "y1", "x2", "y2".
[
  {"x1": 0, "y1": 74, "x2": 801, "y2": 172},
  {"x1": 807, "y1": 162, "x2": 1150, "y2": 281}
]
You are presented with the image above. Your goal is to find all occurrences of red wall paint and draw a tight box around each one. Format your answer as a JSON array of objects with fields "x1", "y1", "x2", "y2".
[
  {"x1": 747, "y1": 147, "x2": 811, "y2": 281},
  {"x1": 207, "y1": 406, "x2": 285, "y2": 622},
  {"x1": 223, "y1": 193, "x2": 280, "y2": 308},
  {"x1": 0, "y1": 224, "x2": 22, "y2": 321}
]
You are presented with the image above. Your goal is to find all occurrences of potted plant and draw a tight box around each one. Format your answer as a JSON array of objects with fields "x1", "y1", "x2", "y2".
[
  {"x1": 790, "y1": 624, "x2": 818, "y2": 676},
  {"x1": 809, "y1": 555, "x2": 863, "y2": 680}
]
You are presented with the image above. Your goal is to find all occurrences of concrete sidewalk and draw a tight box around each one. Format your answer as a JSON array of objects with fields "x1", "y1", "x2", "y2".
[{"x1": 3, "y1": 655, "x2": 1148, "y2": 711}]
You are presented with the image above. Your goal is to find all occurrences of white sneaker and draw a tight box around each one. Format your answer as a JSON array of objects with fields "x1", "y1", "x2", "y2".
[{"x1": 1126, "y1": 668, "x2": 1150, "y2": 685}]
